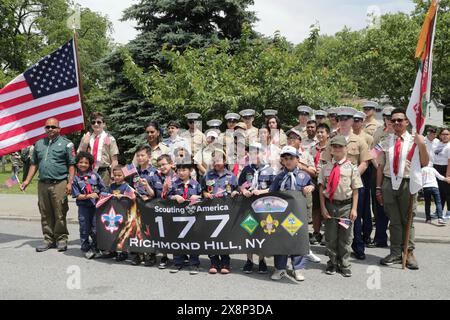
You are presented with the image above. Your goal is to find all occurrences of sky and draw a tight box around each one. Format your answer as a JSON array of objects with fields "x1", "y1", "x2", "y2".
[{"x1": 75, "y1": 0, "x2": 416, "y2": 45}]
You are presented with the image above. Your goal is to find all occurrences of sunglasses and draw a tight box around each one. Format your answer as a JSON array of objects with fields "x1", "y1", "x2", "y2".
[
  {"x1": 91, "y1": 120, "x2": 103, "y2": 125},
  {"x1": 45, "y1": 125, "x2": 59, "y2": 130},
  {"x1": 353, "y1": 118, "x2": 363, "y2": 122},
  {"x1": 242, "y1": 116, "x2": 253, "y2": 119},
  {"x1": 391, "y1": 118, "x2": 405, "y2": 123},
  {"x1": 338, "y1": 116, "x2": 352, "y2": 121},
  {"x1": 299, "y1": 112, "x2": 309, "y2": 116},
  {"x1": 363, "y1": 107, "x2": 374, "y2": 111},
  {"x1": 188, "y1": 120, "x2": 195, "y2": 124},
  {"x1": 316, "y1": 116, "x2": 325, "y2": 119},
  {"x1": 227, "y1": 119, "x2": 238, "y2": 123}
]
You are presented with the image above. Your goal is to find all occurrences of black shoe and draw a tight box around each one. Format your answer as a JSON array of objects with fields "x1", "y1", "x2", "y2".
[
  {"x1": 325, "y1": 265, "x2": 337, "y2": 275},
  {"x1": 116, "y1": 252, "x2": 128, "y2": 262},
  {"x1": 309, "y1": 233, "x2": 319, "y2": 245},
  {"x1": 367, "y1": 241, "x2": 388, "y2": 248},
  {"x1": 340, "y1": 268, "x2": 352, "y2": 277},
  {"x1": 170, "y1": 265, "x2": 183, "y2": 273},
  {"x1": 364, "y1": 237, "x2": 372, "y2": 246},
  {"x1": 57, "y1": 242, "x2": 67, "y2": 252},
  {"x1": 189, "y1": 265, "x2": 200, "y2": 275},
  {"x1": 243, "y1": 259, "x2": 254, "y2": 274},
  {"x1": 85, "y1": 249, "x2": 96, "y2": 260},
  {"x1": 144, "y1": 253, "x2": 156, "y2": 267},
  {"x1": 158, "y1": 256, "x2": 170, "y2": 269},
  {"x1": 183, "y1": 254, "x2": 190, "y2": 266},
  {"x1": 100, "y1": 251, "x2": 117, "y2": 259},
  {"x1": 131, "y1": 254, "x2": 143, "y2": 266},
  {"x1": 36, "y1": 242, "x2": 56, "y2": 252},
  {"x1": 380, "y1": 254, "x2": 402, "y2": 266},
  {"x1": 351, "y1": 252, "x2": 366, "y2": 260},
  {"x1": 258, "y1": 260, "x2": 268, "y2": 274}
]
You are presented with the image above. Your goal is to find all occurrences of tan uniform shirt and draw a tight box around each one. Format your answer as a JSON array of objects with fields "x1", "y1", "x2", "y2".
[
  {"x1": 181, "y1": 129, "x2": 206, "y2": 157},
  {"x1": 363, "y1": 118, "x2": 381, "y2": 136},
  {"x1": 302, "y1": 136, "x2": 318, "y2": 153},
  {"x1": 321, "y1": 133, "x2": 372, "y2": 166},
  {"x1": 77, "y1": 132, "x2": 119, "y2": 168},
  {"x1": 291, "y1": 124, "x2": 307, "y2": 139},
  {"x1": 373, "y1": 126, "x2": 390, "y2": 146},
  {"x1": 318, "y1": 158, "x2": 363, "y2": 201},
  {"x1": 150, "y1": 142, "x2": 170, "y2": 167},
  {"x1": 354, "y1": 131, "x2": 374, "y2": 150},
  {"x1": 246, "y1": 127, "x2": 259, "y2": 143},
  {"x1": 379, "y1": 131, "x2": 415, "y2": 178},
  {"x1": 193, "y1": 144, "x2": 215, "y2": 170},
  {"x1": 309, "y1": 142, "x2": 328, "y2": 169}
]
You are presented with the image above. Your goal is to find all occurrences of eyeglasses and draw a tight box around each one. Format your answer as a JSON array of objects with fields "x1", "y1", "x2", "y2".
[
  {"x1": 45, "y1": 125, "x2": 59, "y2": 130},
  {"x1": 91, "y1": 120, "x2": 103, "y2": 125},
  {"x1": 391, "y1": 118, "x2": 405, "y2": 123}
]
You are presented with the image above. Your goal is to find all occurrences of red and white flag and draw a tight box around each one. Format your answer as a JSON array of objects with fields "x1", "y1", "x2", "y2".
[
  {"x1": 406, "y1": 0, "x2": 439, "y2": 194},
  {"x1": 0, "y1": 39, "x2": 84, "y2": 156}
]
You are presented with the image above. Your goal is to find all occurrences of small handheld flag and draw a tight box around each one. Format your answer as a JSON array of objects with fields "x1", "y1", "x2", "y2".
[
  {"x1": 2, "y1": 175, "x2": 19, "y2": 188},
  {"x1": 338, "y1": 218, "x2": 352, "y2": 230},
  {"x1": 122, "y1": 164, "x2": 138, "y2": 177}
]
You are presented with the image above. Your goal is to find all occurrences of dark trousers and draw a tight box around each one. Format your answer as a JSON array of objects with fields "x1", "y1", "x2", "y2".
[
  {"x1": 78, "y1": 205, "x2": 97, "y2": 252},
  {"x1": 174, "y1": 255, "x2": 200, "y2": 267},
  {"x1": 352, "y1": 187, "x2": 366, "y2": 255},
  {"x1": 423, "y1": 187, "x2": 443, "y2": 219},
  {"x1": 209, "y1": 255, "x2": 230, "y2": 268},
  {"x1": 373, "y1": 198, "x2": 389, "y2": 246},
  {"x1": 434, "y1": 165, "x2": 449, "y2": 212}
]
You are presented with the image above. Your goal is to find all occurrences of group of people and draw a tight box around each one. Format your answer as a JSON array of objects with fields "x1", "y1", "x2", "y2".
[{"x1": 18, "y1": 101, "x2": 449, "y2": 281}]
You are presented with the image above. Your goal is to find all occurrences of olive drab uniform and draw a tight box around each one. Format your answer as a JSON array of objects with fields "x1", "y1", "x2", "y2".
[
  {"x1": 318, "y1": 158, "x2": 363, "y2": 270},
  {"x1": 32, "y1": 136, "x2": 76, "y2": 245},
  {"x1": 378, "y1": 131, "x2": 417, "y2": 258}
]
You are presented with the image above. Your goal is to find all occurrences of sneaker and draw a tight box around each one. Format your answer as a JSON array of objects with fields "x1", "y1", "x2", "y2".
[
  {"x1": 209, "y1": 265, "x2": 218, "y2": 274},
  {"x1": 425, "y1": 219, "x2": 432, "y2": 224},
  {"x1": 258, "y1": 260, "x2": 268, "y2": 274},
  {"x1": 380, "y1": 254, "x2": 402, "y2": 266},
  {"x1": 158, "y1": 256, "x2": 170, "y2": 269},
  {"x1": 131, "y1": 254, "x2": 143, "y2": 266},
  {"x1": 220, "y1": 266, "x2": 230, "y2": 274},
  {"x1": 170, "y1": 265, "x2": 183, "y2": 273},
  {"x1": 351, "y1": 252, "x2": 366, "y2": 260},
  {"x1": 144, "y1": 253, "x2": 156, "y2": 267},
  {"x1": 306, "y1": 250, "x2": 321, "y2": 263},
  {"x1": 406, "y1": 251, "x2": 419, "y2": 270},
  {"x1": 93, "y1": 249, "x2": 103, "y2": 259},
  {"x1": 183, "y1": 254, "x2": 190, "y2": 266},
  {"x1": 57, "y1": 242, "x2": 67, "y2": 252},
  {"x1": 243, "y1": 259, "x2": 254, "y2": 274},
  {"x1": 36, "y1": 241, "x2": 56, "y2": 252},
  {"x1": 85, "y1": 249, "x2": 96, "y2": 260},
  {"x1": 438, "y1": 219, "x2": 447, "y2": 226},
  {"x1": 271, "y1": 269, "x2": 286, "y2": 281},
  {"x1": 325, "y1": 265, "x2": 336, "y2": 275},
  {"x1": 340, "y1": 268, "x2": 352, "y2": 277},
  {"x1": 116, "y1": 252, "x2": 128, "y2": 262},
  {"x1": 309, "y1": 232, "x2": 319, "y2": 245},
  {"x1": 294, "y1": 269, "x2": 305, "y2": 281},
  {"x1": 189, "y1": 265, "x2": 200, "y2": 275}
]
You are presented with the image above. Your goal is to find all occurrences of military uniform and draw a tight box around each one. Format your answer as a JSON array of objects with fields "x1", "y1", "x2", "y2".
[
  {"x1": 239, "y1": 109, "x2": 259, "y2": 144},
  {"x1": 149, "y1": 142, "x2": 170, "y2": 167},
  {"x1": 318, "y1": 156, "x2": 363, "y2": 273},
  {"x1": 32, "y1": 136, "x2": 76, "y2": 246},
  {"x1": 362, "y1": 101, "x2": 382, "y2": 136},
  {"x1": 71, "y1": 171, "x2": 106, "y2": 252},
  {"x1": 378, "y1": 131, "x2": 417, "y2": 259}
]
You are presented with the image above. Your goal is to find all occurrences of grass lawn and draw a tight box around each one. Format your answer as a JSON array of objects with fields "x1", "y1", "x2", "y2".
[{"x1": 0, "y1": 163, "x2": 37, "y2": 195}]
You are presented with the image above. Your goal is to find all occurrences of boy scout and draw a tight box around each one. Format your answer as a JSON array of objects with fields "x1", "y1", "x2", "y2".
[
  {"x1": 318, "y1": 135, "x2": 363, "y2": 277},
  {"x1": 21, "y1": 118, "x2": 76, "y2": 252},
  {"x1": 362, "y1": 101, "x2": 382, "y2": 136},
  {"x1": 376, "y1": 108, "x2": 429, "y2": 270}
]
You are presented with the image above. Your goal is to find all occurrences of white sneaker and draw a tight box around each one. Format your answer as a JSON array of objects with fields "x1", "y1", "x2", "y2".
[
  {"x1": 294, "y1": 269, "x2": 305, "y2": 281},
  {"x1": 306, "y1": 250, "x2": 321, "y2": 263},
  {"x1": 438, "y1": 218, "x2": 447, "y2": 225},
  {"x1": 271, "y1": 269, "x2": 286, "y2": 281}
]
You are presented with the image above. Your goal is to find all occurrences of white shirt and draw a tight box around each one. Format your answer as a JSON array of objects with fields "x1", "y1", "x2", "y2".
[
  {"x1": 422, "y1": 166, "x2": 447, "y2": 189},
  {"x1": 164, "y1": 135, "x2": 192, "y2": 159},
  {"x1": 433, "y1": 142, "x2": 450, "y2": 166},
  {"x1": 425, "y1": 137, "x2": 439, "y2": 162}
]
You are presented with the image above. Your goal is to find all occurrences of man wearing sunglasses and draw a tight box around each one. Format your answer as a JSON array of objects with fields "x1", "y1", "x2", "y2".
[
  {"x1": 362, "y1": 101, "x2": 382, "y2": 136},
  {"x1": 291, "y1": 105, "x2": 312, "y2": 139},
  {"x1": 181, "y1": 113, "x2": 206, "y2": 161},
  {"x1": 223, "y1": 112, "x2": 241, "y2": 164},
  {"x1": 20, "y1": 118, "x2": 76, "y2": 253},
  {"x1": 78, "y1": 112, "x2": 119, "y2": 185},
  {"x1": 327, "y1": 107, "x2": 339, "y2": 134},
  {"x1": 314, "y1": 109, "x2": 328, "y2": 125},
  {"x1": 376, "y1": 108, "x2": 429, "y2": 269}
]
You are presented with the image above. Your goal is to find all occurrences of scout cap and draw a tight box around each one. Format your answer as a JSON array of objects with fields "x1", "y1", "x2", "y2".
[
  {"x1": 239, "y1": 109, "x2": 256, "y2": 117},
  {"x1": 280, "y1": 146, "x2": 299, "y2": 157},
  {"x1": 285, "y1": 128, "x2": 302, "y2": 139},
  {"x1": 225, "y1": 113, "x2": 240, "y2": 121},
  {"x1": 297, "y1": 105, "x2": 313, "y2": 115},
  {"x1": 249, "y1": 142, "x2": 263, "y2": 151},
  {"x1": 207, "y1": 119, "x2": 222, "y2": 128},
  {"x1": 263, "y1": 109, "x2": 278, "y2": 116},
  {"x1": 234, "y1": 122, "x2": 247, "y2": 130},
  {"x1": 330, "y1": 135, "x2": 347, "y2": 147},
  {"x1": 353, "y1": 111, "x2": 366, "y2": 120}
]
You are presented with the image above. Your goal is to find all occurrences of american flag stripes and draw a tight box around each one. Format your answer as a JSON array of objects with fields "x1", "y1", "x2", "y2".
[{"x1": 0, "y1": 39, "x2": 84, "y2": 156}]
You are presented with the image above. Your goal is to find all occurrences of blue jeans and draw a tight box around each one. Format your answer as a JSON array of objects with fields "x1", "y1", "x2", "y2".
[
  {"x1": 352, "y1": 187, "x2": 366, "y2": 255},
  {"x1": 78, "y1": 205, "x2": 96, "y2": 252},
  {"x1": 423, "y1": 187, "x2": 443, "y2": 220},
  {"x1": 274, "y1": 255, "x2": 307, "y2": 270}
]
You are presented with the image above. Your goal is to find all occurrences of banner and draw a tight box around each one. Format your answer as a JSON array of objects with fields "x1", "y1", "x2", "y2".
[{"x1": 96, "y1": 191, "x2": 310, "y2": 256}]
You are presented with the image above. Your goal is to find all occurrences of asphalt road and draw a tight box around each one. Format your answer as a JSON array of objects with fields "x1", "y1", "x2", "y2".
[{"x1": 0, "y1": 220, "x2": 449, "y2": 300}]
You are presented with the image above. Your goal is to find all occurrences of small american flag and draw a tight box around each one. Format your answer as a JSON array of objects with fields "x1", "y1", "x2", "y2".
[
  {"x1": 0, "y1": 39, "x2": 84, "y2": 156},
  {"x1": 370, "y1": 143, "x2": 383, "y2": 160},
  {"x1": 3, "y1": 175, "x2": 18, "y2": 188},
  {"x1": 122, "y1": 164, "x2": 138, "y2": 177},
  {"x1": 338, "y1": 218, "x2": 352, "y2": 230},
  {"x1": 96, "y1": 194, "x2": 113, "y2": 208}
]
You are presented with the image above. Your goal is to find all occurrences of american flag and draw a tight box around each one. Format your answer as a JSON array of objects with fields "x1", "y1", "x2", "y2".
[
  {"x1": 0, "y1": 39, "x2": 84, "y2": 156},
  {"x1": 2, "y1": 175, "x2": 18, "y2": 188},
  {"x1": 122, "y1": 164, "x2": 138, "y2": 177},
  {"x1": 338, "y1": 218, "x2": 352, "y2": 230}
]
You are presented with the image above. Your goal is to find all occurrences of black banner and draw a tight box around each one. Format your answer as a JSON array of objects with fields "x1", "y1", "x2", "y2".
[{"x1": 96, "y1": 191, "x2": 310, "y2": 255}]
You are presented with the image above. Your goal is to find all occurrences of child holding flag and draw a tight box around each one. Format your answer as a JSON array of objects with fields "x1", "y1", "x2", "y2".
[
  {"x1": 168, "y1": 163, "x2": 202, "y2": 275},
  {"x1": 71, "y1": 152, "x2": 107, "y2": 259},
  {"x1": 318, "y1": 135, "x2": 362, "y2": 277}
]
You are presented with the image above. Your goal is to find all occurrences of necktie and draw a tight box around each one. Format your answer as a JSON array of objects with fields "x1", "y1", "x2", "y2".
[
  {"x1": 393, "y1": 137, "x2": 402, "y2": 176},
  {"x1": 326, "y1": 163, "x2": 341, "y2": 202},
  {"x1": 83, "y1": 175, "x2": 93, "y2": 194},
  {"x1": 232, "y1": 163, "x2": 239, "y2": 176},
  {"x1": 314, "y1": 147, "x2": 322, "y2": 169},
  {"x1": 182, "y1": 182, "x2": 189, "y2": 200},
  {"x1": 280, "y1": 171, "x2": 296, "y2": 191},
  {"x1": 92, "y1": 135, "x2": 100, "y2": 169}
]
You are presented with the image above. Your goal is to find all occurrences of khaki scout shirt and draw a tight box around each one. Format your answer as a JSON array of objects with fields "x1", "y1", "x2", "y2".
[
  {"x1": 354, "y1": 131, "x2": 374, "y2": 150},
  {"x1": 318, "y1": 158, "x2": 363, "y2": 201},
  {"x1": 77, "y1": 131, "x2": 119, "y2": 168},
  {"x1": 181, "y1": 129, "x2": 206, "y2": 157},
  {"x1": 309, "y1": 142, "x2": 328, "y2": 169},
  {"x1": 363, "y1": 118, "x2": 381, "y2": 136},
  {"x1": 379, "y1": 131, "x2": 415, "y2": 178},
  {"x1": 302, "y1": 136, "x2": 318, "y2": 153},
  {"x1": 193, "y1": 144, "x2": 215, "y2": 170},
  {"x1": 321, "y1": 134, "x2": 372, "y2": 166},
  {"x1": 291, "y1": 124, "x2": 307, "y2": 139},
  {"x1": 150, "y1": 142, "x2": 170, "y2": 167},
  {"x1": 32, "y1": 136, "x2": 76, "y2": 181},
  {"x1": 246, "y1": 127, "x2": 259, "y2": 143},
  {"x1": 373, "y1": 126, "x2": 390, "y2": 146}
]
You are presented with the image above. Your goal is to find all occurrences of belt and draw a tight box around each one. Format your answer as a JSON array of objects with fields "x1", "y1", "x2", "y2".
[
  {"x1": 326, "y1": 198, "x2": 352, "y2": 205},
  {"x1": 383, "y1": 176, "x2": 410, "y2": 181},
  {"x1": 40, "y1": 179, "x2": 66, "y2": 184}
]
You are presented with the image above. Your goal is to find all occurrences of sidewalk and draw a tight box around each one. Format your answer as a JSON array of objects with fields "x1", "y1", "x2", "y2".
[{"x1": 0, "y1": 194, "x2": 449, "y2": 243}]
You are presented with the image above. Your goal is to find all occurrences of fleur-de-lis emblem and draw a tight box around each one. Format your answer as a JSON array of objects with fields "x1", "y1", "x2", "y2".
[
  {"x1": 101, "y1": 207, "x2": 123, "y2": 234},
  {"x1": 260, "y1": 214, "x2": 279, "y2": 235}
]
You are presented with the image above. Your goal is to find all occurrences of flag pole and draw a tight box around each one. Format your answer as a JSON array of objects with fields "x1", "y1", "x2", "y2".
[{"x1": 73, "y1": 30, "x2": 88, "y2": 130}]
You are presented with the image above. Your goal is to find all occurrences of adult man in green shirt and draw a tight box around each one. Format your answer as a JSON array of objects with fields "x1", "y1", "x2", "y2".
[{"x1": 21, "y1": 118, "x2": 76, "y2": 252}]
